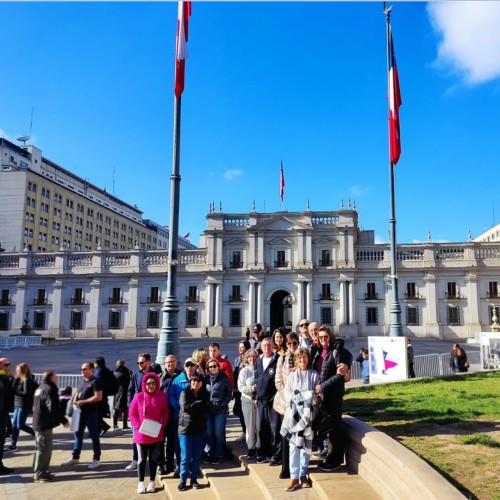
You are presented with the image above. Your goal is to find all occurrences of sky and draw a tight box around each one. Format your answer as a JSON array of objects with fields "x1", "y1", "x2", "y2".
[{"x1": 2, "y1": 1, "x2": 500, "y2": 247}]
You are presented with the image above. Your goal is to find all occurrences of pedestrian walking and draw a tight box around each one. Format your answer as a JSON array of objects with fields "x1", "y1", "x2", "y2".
[{"x1": 0, "y1": 357, "x2": 14, "y2": 475}]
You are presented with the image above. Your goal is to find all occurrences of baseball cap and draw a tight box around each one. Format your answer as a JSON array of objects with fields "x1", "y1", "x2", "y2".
[
  {"x1": 252, "y1": 323, "x2": 262, "y2": 332},
  {"x1": 184, "y1": 357, "x2": 197, "y2": 367}
]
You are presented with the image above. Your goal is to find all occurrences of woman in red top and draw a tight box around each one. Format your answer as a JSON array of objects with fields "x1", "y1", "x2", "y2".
[{"x1": 129, "y1": 372, "x2": 169, "y2": 494}]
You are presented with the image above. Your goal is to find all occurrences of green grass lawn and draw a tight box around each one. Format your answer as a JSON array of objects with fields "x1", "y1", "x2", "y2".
[{"x1": 344, "y1": 371, "x2": 500, "y2": 500}]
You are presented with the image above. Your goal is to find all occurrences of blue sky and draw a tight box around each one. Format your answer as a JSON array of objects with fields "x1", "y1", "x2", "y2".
[{"x1": 2, "y1": 1, "x2": 500, "y2": 247}]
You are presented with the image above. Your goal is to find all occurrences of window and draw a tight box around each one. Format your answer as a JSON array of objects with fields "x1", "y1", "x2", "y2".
[
  {"x1": 25, "y1": 212, "x2": 34, "y2": 222},
  {"x1": 105, "y1": 216, "x2": 111, "y2": 224},
  {"x1": 447, "y1": 305, "x2": 460, "y2": 325},
  {"x1": 40, "y1": 202, "x2": 49, "y2": 213},
  {"x1": 76, "y1": 216, "x2": 83, "y2": 226},
  {"x1": 54, "y1": 193, "x2": 62, "y2": 203},
  {"x1": 109, "y1": 311, "x2": 121, "y2": 329},
  {"x1": 41, "y1": 187, "x2": 50, "y2": 198},
  {"x1": 231, "y1": 251, "x2": 242, "y2": 268},
  {"x1": 320, "y1": 283, "x2": 331, "y2": 300},
  {"x1": 0, "y1": 290, "x2": 9, "y2": 306},
  {"x1": 366, "y1": 307, "x2": 378, "y2": 325},
  {"x1": 488, "y1": 282, "x2": 498, "y2": 299},
  {"x1": 406, "y1": 306, "x2": 419, "y2": 326},
  {"x1": 0, "y1": 312, "x2": 8, "y2": 331},
  {"x1": 28, "y1": 181, "x2": 37, "y2": 192},
  {"x1": 147, "y1": 310, "x2": 160, "y2": 328},
  {"x1": 230, "y1": 285, "x2": 241, "y2": 301},
  {"x1": 65, "y1": 199, "x2": 74, "y2": 209},
  {"x1": 275, "y1": 250, "x2": 287, "y2": 268},
  {"x1": 186, "y1": 308, "x2": 198, "y2": 327},
  {"x1": 229, "y1": 308, "x2": 241, "y2": 327},
  {"x1": 366, "y1": 283, "x2": 377, "y2": 300},
  {"x1": 77, "y1": 203, "x2": 84, "y2": 213},
  {"x1": 35, "y1": 289, "x2": 46, "y2": 305},
  {"x1": 447, "y1": 282, "x2": 457, "y2": 299},
  {"x1": 187, "y1": 286, "x2": 198, "y2": 302},
  {"x1": 38, "y1": 232, "x2": 47, "y2": 242},
  {"x1": 53, "y1": 208, "x2": 61, "y2": 217},
  {"x1": 87, "y1": 208, "x2": 94, "y2": 217},
  {"x1": 39, "y1": 217, "x2": 48, "y2": 227},
  {"x1": 33, "y1": 311, "x2": 46, "y2": 330},
  {"x1": 52, "y1": 221, "x2": 60, "y2": 231},
  {"x1": 110, "y1": 287, "x2": 121, "y2": 304},
  {"x1": 406, "y1": 282, "x2": 417, "y2": 299},
  {"x1": 65, "y1": 213, "x2": 73, "y2": 222},
  {"x1": 24, "y1": 228, "x2": 33, "y2": 238},
  {"x1": 320, "y1": 307, "x2": 333, "y2": 325},
  {"x1": 149, "y1": 287, "x2": 160, "y2": 303},
  {"x1": 70, "y1": 311, "x2": 83, "y2": 330},
  {"x1": 73, "y1": 288, "x2": 84, "y2": 305},
  {"x1": 488, "y1": 305, "x2": 500, "y2": 325},
  {"x1": 87, "y1": 221, "x2": 93, "y2": 229},
  {"x1": 320, "y1": 249, "x2": 331, "y2": 266},
  {"x1": 51, "y1": 236, "x2": 60, "y2": 245}
]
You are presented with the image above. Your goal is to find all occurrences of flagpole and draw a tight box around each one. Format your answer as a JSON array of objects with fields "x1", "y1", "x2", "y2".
[{"x1": 385, "y1": 3, "x2": 403, "y2": 337}]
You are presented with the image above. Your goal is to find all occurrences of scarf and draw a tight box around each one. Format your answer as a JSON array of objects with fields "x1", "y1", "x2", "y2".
[{"x1": 280, "y1": 369, "x2": 318, "y2": 452}]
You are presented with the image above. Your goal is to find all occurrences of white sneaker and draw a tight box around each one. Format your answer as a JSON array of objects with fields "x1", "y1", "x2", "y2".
[
  {"x1": 236, "y1": 433, "x2": 246, "y2": 442},
  {"x1": 137, "y1": 481, "x2": 145, "y2": 494},
  {"x1": 88, "y1": 459, "x2": 101, "y2": 470},
  {"x1": 125, "y1": 459, "x2": 138, "y2": 471},
  {"x1": 146, "y1": 481, "x2": 155, "y2": 493},
  {"x1": 61, "y1": 457, "x2": 79, "y2": 466}
]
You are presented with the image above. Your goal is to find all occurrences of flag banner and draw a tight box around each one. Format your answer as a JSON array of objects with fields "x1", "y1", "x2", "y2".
[
  {"x1": 174, "y1": 1, "x2": 192, "y2": 98},
  {"x1": 280, "y1": 161, "x2": 285, "y2": 202},
  {"x1": 183, "y1": 232, "x2": 190, "y2": 239},
  {"x1": 388, "y1": 26, "x2": 402, "y2": 165}
]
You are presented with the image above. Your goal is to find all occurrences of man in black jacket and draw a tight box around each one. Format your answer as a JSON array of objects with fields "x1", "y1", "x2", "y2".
[
  {"x1": 0, "y1": 357, "x2": 14, "y2": 475},
  {"x1": 253, "y1": 338, "x2": 280, "y2": 463},
  {"x1": 32, "y1": 370, "x2": 69, "y2": 482}
]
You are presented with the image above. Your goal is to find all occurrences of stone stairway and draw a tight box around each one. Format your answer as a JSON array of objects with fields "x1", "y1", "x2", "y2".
[{"x1": 160, "y1": 416, "x2": 380, "y2": 500}]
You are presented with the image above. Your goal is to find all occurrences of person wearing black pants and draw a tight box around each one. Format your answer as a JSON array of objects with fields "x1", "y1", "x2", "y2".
[{"x1": 254, "y1": 339, "x2": 279, "y2": 462}]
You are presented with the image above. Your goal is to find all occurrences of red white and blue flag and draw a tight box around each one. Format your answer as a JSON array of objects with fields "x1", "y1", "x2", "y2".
[
  {"x1": 388, "y1": 26, "x2": 402, "y2": 165},
  {"x1": 174, "y1": 1, "x2": 192, "y2": 98},
  {"x1": 280, "y1": 161, "x2": 285, "y2": 202}
]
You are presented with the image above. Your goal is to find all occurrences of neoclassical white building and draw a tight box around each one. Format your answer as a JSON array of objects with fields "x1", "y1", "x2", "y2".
[{"x1": 1, "y1": 205, "x2": 500, "y2": 340}]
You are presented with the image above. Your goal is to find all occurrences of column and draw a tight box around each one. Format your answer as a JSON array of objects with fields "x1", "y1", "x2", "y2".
[
  {"x1": 248, "y1": 281, "x2": 255, "y2": 325},
  {"x1": 48, "y1": 279, "x2": 64, "y2": 338},
  {"x1": 348, "y1": 280, "x2": 356, "y2": 325},
  {"x1": 306, "y1": 281, "x2": 312, "y2": 320},
  {"x1": 215, "y1": 283, "x2": 222, "y2": 325},
  {"x1": 125, "y1": 278, "x2": 140, "y2": 338},
  {"x1": 87, "y1": 279, "x2": 103, "y2": 338},
  {"x1": 424, "y1": 272, "x2": 440, "y2": 338},
  {"x1": 339, "y1": 281, "x2": 346, "y2": 325},
  {"x1": 257, "y1": 282, "x2": 263, "y2": 322},
  {"x1": 205, "y1": 280, "x2": 213, "y2": 326},
  {"x1": 14, "y1": 281, "x2": 28, "y2": 334},
  {"x1": 465, "y1": 271, "x2": 481, "y2": 335}
]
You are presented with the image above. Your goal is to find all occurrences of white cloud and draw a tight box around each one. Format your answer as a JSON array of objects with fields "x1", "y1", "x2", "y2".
[
  {"x1": 428, "y1": 2, "x2": 500, "y2": 85},
  {"x1": 348, "y1": 184, "x2": 372, "y2": 197},
  {"x1": 223, "y1": 169, "x2": 243, "y2": 181},
  {"x1": 0, "y1": 129, "x2": 9, "y2": 139}
]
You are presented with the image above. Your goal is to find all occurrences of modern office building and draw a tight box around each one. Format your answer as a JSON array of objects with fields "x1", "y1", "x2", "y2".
[
  {"x1": 0, "y1": 138, "x2": 194, "y2": 253},
  {"x1": 1, "y1": 202, "x2": 500, "y2": 340}
]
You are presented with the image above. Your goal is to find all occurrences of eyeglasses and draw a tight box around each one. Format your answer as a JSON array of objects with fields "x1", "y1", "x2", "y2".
[
  {"x1": 185, "y1": 363, "x2": 195, "y2": 368},
  {"x1": 299, "y1": 323, "x2": 309, "y2": 328},
  {"x1": 287, "y1": 341, "x2": 299, "y2": 346},
  {"x1": 319, "y1": 335, "x2": 329, "y2": 340},
  {"x1": 145, "y1": 381, "x2": 156, "y2": 385},
  {"x1": 208, "y1": 365, "x2": 218, "y2": 369}
]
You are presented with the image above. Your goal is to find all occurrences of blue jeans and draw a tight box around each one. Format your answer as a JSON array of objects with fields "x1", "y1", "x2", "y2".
[
  {"x1": 72, "y1": 411, "x2": 101, "y2": 460},
  {"x1": 179, "y1": 433, "x2": 205, "y2": 482},
  {"x1": 11, "y1": 407, "x2": 35, "y2": 445},
  {"x1": 205, "y1": 412, "x2": 227, "y2": 458},
  {"x1": 289, "y1": 442, "x2": 311, "y2": 479}
]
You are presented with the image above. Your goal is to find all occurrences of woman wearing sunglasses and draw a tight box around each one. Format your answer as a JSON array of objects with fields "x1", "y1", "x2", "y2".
[
  {"x1": 129, "y1": 372, "x2": 169, "y2": 494},
  {"x1": 203, "y1": 358, "x2": 232, "y2": 465},
  {"x1": 273, "y1": 332, "x2": 300, "y2": 478}
]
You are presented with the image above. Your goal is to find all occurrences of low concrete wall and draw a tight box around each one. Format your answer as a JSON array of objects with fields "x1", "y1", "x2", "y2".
[{"x1": 344, "y1": 415, "x2": 466, "y2": 500}]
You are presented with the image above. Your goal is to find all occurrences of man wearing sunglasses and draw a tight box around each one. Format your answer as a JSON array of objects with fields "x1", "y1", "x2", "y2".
[
  {"x1": 298, "y1": 319, "x2": 313, "y2": 348},
  {"x1": 0, "y1": 358, "x2": 14, "y2": 475},
  {"x1": 126, "y1": 353, "x2": 154, "y2": 471}
]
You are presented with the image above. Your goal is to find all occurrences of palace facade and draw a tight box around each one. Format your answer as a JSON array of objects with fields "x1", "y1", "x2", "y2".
[{"x1": 1, "y1": 206, "x2": 500, "y2": 339}]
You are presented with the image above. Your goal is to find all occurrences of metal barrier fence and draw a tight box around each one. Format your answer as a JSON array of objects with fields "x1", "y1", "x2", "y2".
[
  {"x1": 33, "y1": 373, "x2": 82, "y2": 390},
  {"x1": 350, "y1": 350, "x2": 481, "y2": 380},
  {"x1": 0, "y1": 335, "x2": 42, "y2": 349}
]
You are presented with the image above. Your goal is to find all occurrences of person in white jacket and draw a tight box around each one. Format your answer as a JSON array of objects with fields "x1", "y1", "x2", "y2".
[{"x1": 237, "y1": 349, "x2": 260, "y2": 459}]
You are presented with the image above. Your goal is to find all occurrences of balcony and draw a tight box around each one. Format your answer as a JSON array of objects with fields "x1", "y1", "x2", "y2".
[
  {"x1": 69, "y1": 297, "x2": 89, "y2": 305},
  {"x1": 364, "y1": 293, "x2": 378, "y2": 301},
  {"x1": 185, "y1": 295, "x2": 199, "y2": 303},
  {"x1": 404, "y1": 292, "x2": 421, "y2": 300},
  {"x1": 0, "y1": 298, "x2": 14, "y2": 307},
  {"x1": 319, "y1": 293, "x2": 335, "y2": 301},
  {"x1": 445, "y1": 292, "x2": 465, "y2": 300},
  {"x1": 318, "y1": 260, "x2": 332, "y2": 267},
  {"x1": 229, "y1": 261, "x2": 243, "y2": 269},
  {"x1": 145, "y1": 296, "x2": 163, "y2": 304},
  {"x1": 108, "y1": 297, "x2": 127, "y2": 305},
  {"x1": 487, "y1": 291, "x2": 500, "y2": 299},
  {"x1": 33, "y1": 298, "x2": 51, "y2": 306},
  {"x1": 229, "y1": 294, "x2": 244, "y2": 302},
  {"x1": 274, "y1": 260, "x2": 288, "y2": 268}
]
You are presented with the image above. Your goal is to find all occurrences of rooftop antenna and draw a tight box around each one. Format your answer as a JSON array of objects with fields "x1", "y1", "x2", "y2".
[{"x1": 17, "y1": 107, "x2": 33, "y2": 146}]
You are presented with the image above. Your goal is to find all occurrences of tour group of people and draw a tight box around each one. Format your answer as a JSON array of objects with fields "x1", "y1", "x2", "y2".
[{"x1": 0, "y1": 319, "x2": 353, "y2": 493}]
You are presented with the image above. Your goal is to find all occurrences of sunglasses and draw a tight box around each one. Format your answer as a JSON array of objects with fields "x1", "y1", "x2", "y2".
[
  {"x1": 287, "y1": 341, "x2": 299, "y2": 346},
  {"x1": 185, "y1": 363, "x2": 195, "y2": 367},
  {"x1": 137, "y1": 361, "x2": 147, "y2": 365},
  {"x1": 208, "y1": 365, "x2": 218, "y2": 369},
  {"x1": 300, "y1": 323, "x2": 309, "y2": 328},
  {"x1": 145, "y1": 381, "x2": 157, "y2": 385}
]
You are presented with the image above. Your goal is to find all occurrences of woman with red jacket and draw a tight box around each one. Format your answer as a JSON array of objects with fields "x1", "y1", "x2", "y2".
[{"x1": 129, "y1": 372, "x2": 169, "y2": 494}]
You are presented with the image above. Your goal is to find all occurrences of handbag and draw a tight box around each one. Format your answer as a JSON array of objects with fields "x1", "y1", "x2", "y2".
[
  {"x1": 139, "y1": 418, "x2": 162, "y2": 438},
  {"x1": 138, "y1": 393, "x2": 162, "y2": 438}
]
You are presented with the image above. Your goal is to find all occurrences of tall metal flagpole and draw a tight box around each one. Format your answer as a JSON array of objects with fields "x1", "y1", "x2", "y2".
[
  {"x1": 156, "y1": 2, "x2": 190, "y2": 363},
  {"x1": 384, "y1": 3, "x2": 403, "y2": 337}
]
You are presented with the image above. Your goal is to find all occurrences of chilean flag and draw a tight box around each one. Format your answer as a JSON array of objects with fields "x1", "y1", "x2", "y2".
[
  {"x1": 280, "y1": 161, "x2": 285, "y2": 202},
  {"x1": 388, "y1": 27, "x2": 402, "y2": 165},
  {"x1": 174, "y1": 1, "x2": 192, "y2": 98}
]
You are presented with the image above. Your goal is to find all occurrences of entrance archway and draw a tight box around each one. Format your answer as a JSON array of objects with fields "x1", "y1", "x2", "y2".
[{"x1": 269, "y1": 290, "x2": 293, "y2": 333}]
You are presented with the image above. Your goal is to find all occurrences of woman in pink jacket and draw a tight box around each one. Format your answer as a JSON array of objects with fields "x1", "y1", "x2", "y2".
[{"x1": 129, "y1": 372, "x2": 169, "y2": 494}]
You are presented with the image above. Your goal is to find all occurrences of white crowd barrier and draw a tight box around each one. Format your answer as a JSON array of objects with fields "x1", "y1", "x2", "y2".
[{"x1": 0, "y1": 335, "x2": 42, "y2": 349}]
